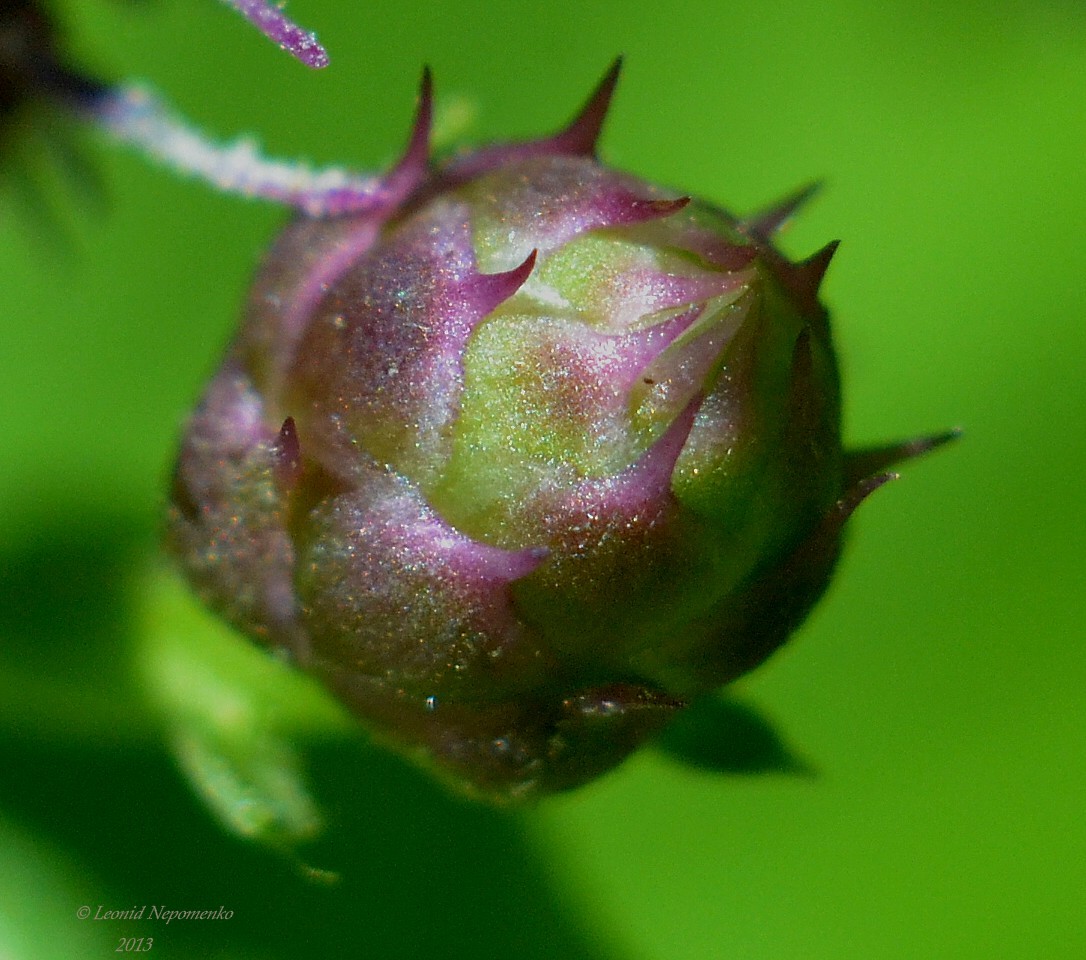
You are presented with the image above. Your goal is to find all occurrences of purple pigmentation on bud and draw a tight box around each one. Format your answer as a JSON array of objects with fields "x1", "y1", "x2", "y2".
[{"x1": 167, "y1": 62, "x2": 953, "y2": 800}]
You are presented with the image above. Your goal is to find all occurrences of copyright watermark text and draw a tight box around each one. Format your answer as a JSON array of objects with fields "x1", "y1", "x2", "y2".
[{"x1": 76, "y1": 904, "x2": 234, "y2": 923}]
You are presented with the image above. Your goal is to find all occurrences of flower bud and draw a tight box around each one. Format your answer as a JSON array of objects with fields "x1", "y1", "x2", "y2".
[{"x1": 168, "y1": 63, "x2": 952, "y2": 800}]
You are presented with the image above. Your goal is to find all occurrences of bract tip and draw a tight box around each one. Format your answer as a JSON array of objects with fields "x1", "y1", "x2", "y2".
[
  {"x1": 463, "y1": 249, "x2": 537, "y2": 316},
  {"x1": 833, "y1": 471, "x2": 899, "y2": 525},
  {"x1": 614, "y1": 194, "x2": 691, "y2": 226},
  {"x1": 844, "y1": 428, "x2": 961, "y2": 487},
  {"x1": 381, "y1": 66, "x2": 434, "y2": 200},
  {"x1": 782, "y1": 240, "x2": 839, "y2": 312},
  {"x1": 273, "y1": 416, "x2": 302, "y2": 490},
  {"x1": 438, "y1": 61, "x2": 625, "y2": 183},
  {"x1": 550, "y1": 56, "x2": 624, "y2": 157},
  {"x1": 740, "y1": 181, "x2": 823, "y2": 241}
]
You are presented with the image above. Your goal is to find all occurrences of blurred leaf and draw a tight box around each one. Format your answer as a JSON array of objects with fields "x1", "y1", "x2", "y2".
[{"x1": 134, "y1": 566, "x2": 352, "y2": 855}]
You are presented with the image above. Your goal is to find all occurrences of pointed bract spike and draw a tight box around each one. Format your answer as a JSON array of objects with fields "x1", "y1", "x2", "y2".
[
  {"x1": 610, "y1": 194, "x2": 691, "y2": 227},
  {"x1": 762, "y1": 470, "x2": 896, "y2": 631},
  {"x1": 844, "y1": 428, "x2": 962, "y2": 487},
  {"x1": 780, "y1": 240, "x2": 839, "y2": 312},
  {"x1": 462, "y1": 249, "x2": 538, "y2": 316},
  {"x1": 639, "y1": 396, "x2": 700, "y2": 488},
  {"x1": 381, "y1": 67, "x2": 434, "y2": 200},
  {"x1": 273, "y1": 416, "x2": 302, "y2": 490},
  {"x1": 550, "y1": 57, "x2": 624, "y2": 157},
  {"x1": 832, "y1": 471, "x2": 898, "y2": 526},
  {"x1": 633, "y1": 266, "x2": 754, "y2": 317},
  {"x1": 677, "y1": 230, "x2": 760, "y2": 272},
  {"x1": 554, "y1": 396, "x2": 700, "y2": 527},
  {"x1": 618, "y1": 395, "x2": 702, "y2": 504},
  {"x1": 740, "y1": 181, "x2": 823, "y2": 240},
  {"x1": 798, "y1": 239, "x2": 840, "y2": 295},
  {"x1": 437, "y1": 60, "x2": 626, "y2": 181}
]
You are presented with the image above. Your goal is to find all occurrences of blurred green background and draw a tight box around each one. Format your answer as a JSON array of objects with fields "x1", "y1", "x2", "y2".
[{"x1": 2, "y1": 0, "x2": 1084, "y2": 956}]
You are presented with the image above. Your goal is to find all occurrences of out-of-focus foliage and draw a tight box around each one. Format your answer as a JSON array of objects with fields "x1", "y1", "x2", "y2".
[{"x1": 1, "y1": 0, "x2": 1083, "y2": 957}]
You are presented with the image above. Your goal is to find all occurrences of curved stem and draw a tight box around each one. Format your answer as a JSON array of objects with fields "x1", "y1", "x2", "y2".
[{"x1": 220, "y1": 0, "x2": 329, "y2": 68}]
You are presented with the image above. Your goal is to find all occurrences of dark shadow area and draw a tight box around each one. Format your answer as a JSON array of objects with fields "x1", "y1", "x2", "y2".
[
  {"x1": 655, "y1": 695, "x2": 814, "y2": 777},
  {"x1": 0, "y1": 507, "x2": 145, "y2": 679},
  {"x1": 0, "y1": 736, "x2": 613, "y2": 959},
  {"x1": 0, "y1": 506, "x2": 615, "y2": 959}
]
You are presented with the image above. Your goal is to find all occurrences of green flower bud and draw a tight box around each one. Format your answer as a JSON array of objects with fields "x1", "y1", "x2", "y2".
[{"x1": 168, "y1": 63, "x2": 953, "y2": 801}]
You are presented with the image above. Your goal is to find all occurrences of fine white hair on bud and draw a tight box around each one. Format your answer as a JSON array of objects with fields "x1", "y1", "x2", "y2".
[{"x1": 87, "y1": 70, "x2": 435, "y2": 217}]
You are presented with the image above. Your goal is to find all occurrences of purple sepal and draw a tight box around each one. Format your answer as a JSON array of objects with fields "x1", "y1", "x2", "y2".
[
  {"x1": 298, "y1": 462, "x2": 549, "y2": 694},
  {"x1": 461, "y1": 249, "x2": 538, "y2": 317},
  {"x1": 560, "y1": 396, "x2": 700, "y2": 516},
  {"x1": 284, "y1": 213, "x2": 535, "y2": 487},
  {"x1": 167, "y1": 360, "x2": 302, "y2": 656},
  {"x1": 467, "y1": 157, "x2": 690, "y2": 268}
]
